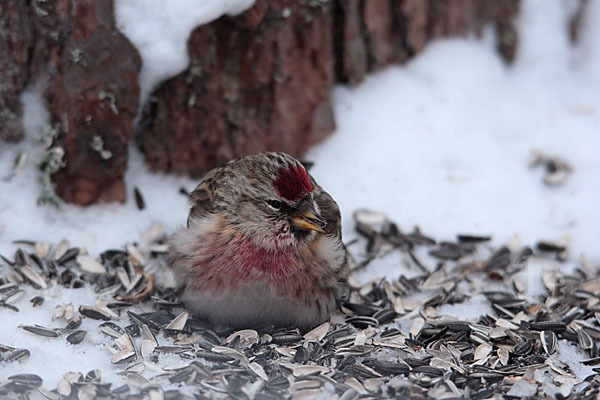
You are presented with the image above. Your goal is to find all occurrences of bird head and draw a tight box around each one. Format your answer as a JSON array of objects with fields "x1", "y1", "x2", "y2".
[{"x1": 224, "y1": 153, "x2": 327, "y2": 251}]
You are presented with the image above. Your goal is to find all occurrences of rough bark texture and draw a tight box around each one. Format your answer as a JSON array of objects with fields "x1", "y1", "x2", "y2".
[
  {"x1": 138, "y1": 0, "x2": 336, "y2": 178},
  {"x1": 428, "y1": 0, "x2": 472, "y2": 38},
  {"x1": 472, "y1": 0, "x2": 521, "y2": 62},
  {"x1": 0, "y1": 0, "x2": 141, "y2": 204},
  {"x1": 0, "y1": 0, "x2": 32, "y2": 141},
  {"x1": 138, "y1": 0, "x2": 521, "y2": 179},
  {"x1": 1, "y1": 0, "x2": 523, "y2": 203},
  {"x1": 335, "y1": 0, "x2": 368, "y2": 85},
  {"x1": 399, "y1": 0, "x2": 429, "y2": 56},
  {"x1": 41, "y1": 0, "x2": 141, "y2": 205}
]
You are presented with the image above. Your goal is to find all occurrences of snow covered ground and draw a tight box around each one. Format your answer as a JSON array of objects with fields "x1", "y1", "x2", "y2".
[
  {"x1": 1, "y1": 0, "x2": 599, "y2": 394},
  {"x1": 309, "y1": 1, "x2": 600, "y2": 270}
]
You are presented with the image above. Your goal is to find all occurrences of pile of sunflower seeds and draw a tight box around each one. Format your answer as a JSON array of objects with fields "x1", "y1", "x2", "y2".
[{"x1": 1, "y1": 212, "x2": 599, "y2": 400}]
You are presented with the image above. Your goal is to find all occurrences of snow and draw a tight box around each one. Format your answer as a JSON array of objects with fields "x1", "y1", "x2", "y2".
[
  {"x1": 0, "y1": 141, "x2": 194, "y2": 258},
  {"x1": 435, "y1": 294, "x2": 491, "y2": 321},
  {"x1": 507, "y1": 378, "x2": 538, "y2": 397},
  {"x1": 556, "y1": 340, "x2": 596, "y2": 381},
  {"x1": 0, "y1": 285, "x2": 123, "y2": 388},
  {"x1": 307, "y1": 4, "x2": 600, "y2": 278},
  {"x1": 1, "y1": 0, "x2": 600, "y2": 393},
  {"x1": 19, "y1": 80, "x2": 49, "y2": 142},
  {"x1": 114, "y1": 0, "x2": 255, "y2": 106}
]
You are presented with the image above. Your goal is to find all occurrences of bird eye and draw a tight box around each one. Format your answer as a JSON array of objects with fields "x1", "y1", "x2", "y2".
[{"x1": 266, "y1": 200, "x2": 282, "y2": 210}]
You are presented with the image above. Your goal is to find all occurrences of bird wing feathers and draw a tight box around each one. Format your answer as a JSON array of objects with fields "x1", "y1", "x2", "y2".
[
  {"x1": 186, "y1": 169, "x2": 224, "y2": 226},
  {"x1": 309, "y1": 176, "x2": 342, "y2": 238}
]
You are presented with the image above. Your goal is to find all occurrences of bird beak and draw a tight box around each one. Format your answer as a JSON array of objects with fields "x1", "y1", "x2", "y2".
[{"x1": 291, "y1": 210, "x2": 326, "y2": 233}]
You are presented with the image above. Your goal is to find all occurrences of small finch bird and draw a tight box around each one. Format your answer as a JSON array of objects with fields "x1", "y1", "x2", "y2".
[{"x1": 168, "y1": 152, "x2": 347, "y2": 329}]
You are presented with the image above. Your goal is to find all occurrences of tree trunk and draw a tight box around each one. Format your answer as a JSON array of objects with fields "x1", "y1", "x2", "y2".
[{"x1": 0, "y1": 0, "x2": 525, "y2": 204}]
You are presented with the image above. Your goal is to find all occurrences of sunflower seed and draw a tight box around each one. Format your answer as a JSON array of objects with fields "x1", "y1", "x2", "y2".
[
  {"x1": 226, "y1": 329, "x2": 259, "y2": 347},
  {"x1": 115, "y1": 266, "x2": 131, "y2": 289},
  {"x1": 127, "y1": 311, "x2": 160, "y2": 333},
  {"x1": 21, "y1": 325, "x2": 59, "y2": 338},
  {"x1": 121, "y1": 371, "x2": 149, "y2": 386},
  {"x1": 429, "y1": 246, "x2": 463, "y2": 261},
  {"x1": 79, "y1": 305, "x2": 111, "y2": 320},
  {"x1": 53, "y1": 305, "x2": 65, "y2": 320},
  {"x1": 76, "y1": 255, "x2": 107, "y2": 274},
  {"x1": 373, "y1": 308, "x2": 397, "y2": 324},
  {"x1": 352, "y1": 363, "x2": 383, "y2": 379},
  {"x1": 99, "y1": 322, "x2": 125, "y2": 338},
  {"x1": 141, "y1": 339, "x2": 157, "y2": 358},
  {"x1": 52, "y1": 239, "x2": 69, "y2": 261},
  {"x1": 37, "y1": 387, "x2": 60, "y2": 400},
  {"x1": 126, "y1": 243, "x2": 145, "y2": 266},
  {"x1": 195, "y1": 351, "x2": 235, "y2": 362},
  {"x1": 304, "y1": 322, "x2": 330, "y2": 341},
  {"x1": 512, "y1": 340, "x2": 533, "y2": 356},
  {"x1": 125, "y1": 323, "x2": 141, "y2": 337},
  {"x1": 577, "y1": 328, "x2": 594, "y2": 351},
  {"x1": 248, "y1": 362, "x2": 268, "y2": 380},
  {"x1": 271, "y1": 333, "x2": 303, "y2": 345},
  {"x1": 529, "y1": 321, "x2": 565, "y2": 332},
  {"x1": 346, "y1": 316, "x2": 378, "y2": 329},
  {"x1": 474, "y1": 343, "x2": 492, "y2": 360},
  {"x1": 9, "y1": 374, "x2": 43, "y2": 387},
  {"x1": 338, "y1": 388, "x2": 359, "y2": 400},
  {"x1": 56, "y1": 247, "x2": 79, "y2": 265},
  {"x1": 66, "y1": 330, "x2": 87, "y2": 344},
  {"x1": 281, "y1": 363, "x2": 330, "y2": 377},
  {"x1": 154, "y1": 345, "x2": 190, "y2": 353},
  {"x1": 165, "y1": 311, "x2": 189, "y2": 331},
  {"x1": 30, "y1": 295, "x2": 44, "y2": 307},
  {"x1": 370, "y1": 360, "x2": 410, "y2": 376},
  {"x1": 410, "y1": 317, "x2": 425, "y2": 338},
  {"x1": 134, "y1": 187, "x2": 145, "y2": 210},
  {"x1": 497, "y1": 347, "x2": 509, "y2": 366},
  {"x1": 112, "y1": 349, "x2": 136, "y2": 364},
  {"x1": 457, "y1": 234, "x2": 491, "y2": 243},
  {"x1": 540, "y1": 330, "x2": 556, "y2": 354},
  {"x1": 3, "y1": 348, "x2": 30, "y2": 362},
  {"x1": 537, "y1": 241, "x2": 567, "y2": 253},
  {"x1": 65, "y1": 318, "x2": 82, "y2": 331},
  {"x1": 64, "y1": 303, "x2": 75, "y2": 321},
  {"x1": 20, "y1": 265, "x2": 47, "y2": 289}
]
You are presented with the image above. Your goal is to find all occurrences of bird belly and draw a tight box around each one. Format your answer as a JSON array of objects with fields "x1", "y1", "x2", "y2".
[{"x1": 182, "y1": 278, "x2": 334, "y2": 329}]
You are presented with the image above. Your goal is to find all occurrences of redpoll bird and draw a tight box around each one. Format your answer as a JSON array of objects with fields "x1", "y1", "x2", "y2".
[{"x1": 168, "y1": 152, "x2": 347, "y2": 329}]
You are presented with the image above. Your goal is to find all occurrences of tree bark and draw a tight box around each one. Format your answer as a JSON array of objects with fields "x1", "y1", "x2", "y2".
[{"x1": 0, "y1": 0, "x2": 521, "y2": 203}]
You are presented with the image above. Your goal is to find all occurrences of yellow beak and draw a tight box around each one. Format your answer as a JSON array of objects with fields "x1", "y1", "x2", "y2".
[{"x1": 290, "y1": 211, "x2": 326, "y2": 233}]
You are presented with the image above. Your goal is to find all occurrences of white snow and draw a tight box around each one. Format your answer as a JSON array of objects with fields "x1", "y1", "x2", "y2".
[
  {"x1": 435, "y1": 294, "x2": 491, "y2": 321},
  {"x1": 556, "y1": 340, "x2": 596, "y2": 381},
  {"x1": 19, "y1": 80, "x2": 50, "y2": 142},
  {"x1": 0, "y1": 142, "x2": 194, "y2": 258},
  {"x1": 1, "y1": 0, "x2": 599, "y2": 393},
  {"x1": 114, "y1": 0, "x2": 255, "y2": 106},
  {"x1": 0, "y1": 285, "x2": 123, "y2": 388},
  {"x1": 507, "y1": 378, "x2": 538, "y2": 397},
  {"x1": 307, "y1": 3, "x2": 600, "y2": 279}
]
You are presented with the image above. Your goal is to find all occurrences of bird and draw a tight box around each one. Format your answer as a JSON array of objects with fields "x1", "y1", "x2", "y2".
[{"x1": 167, "y1": 152, "x2": 347, "y2": 330}]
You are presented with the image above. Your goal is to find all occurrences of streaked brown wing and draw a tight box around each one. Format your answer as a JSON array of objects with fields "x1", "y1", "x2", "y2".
[{"x1": 309, "y1": 177, "x2": 342, "y2": 238}]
